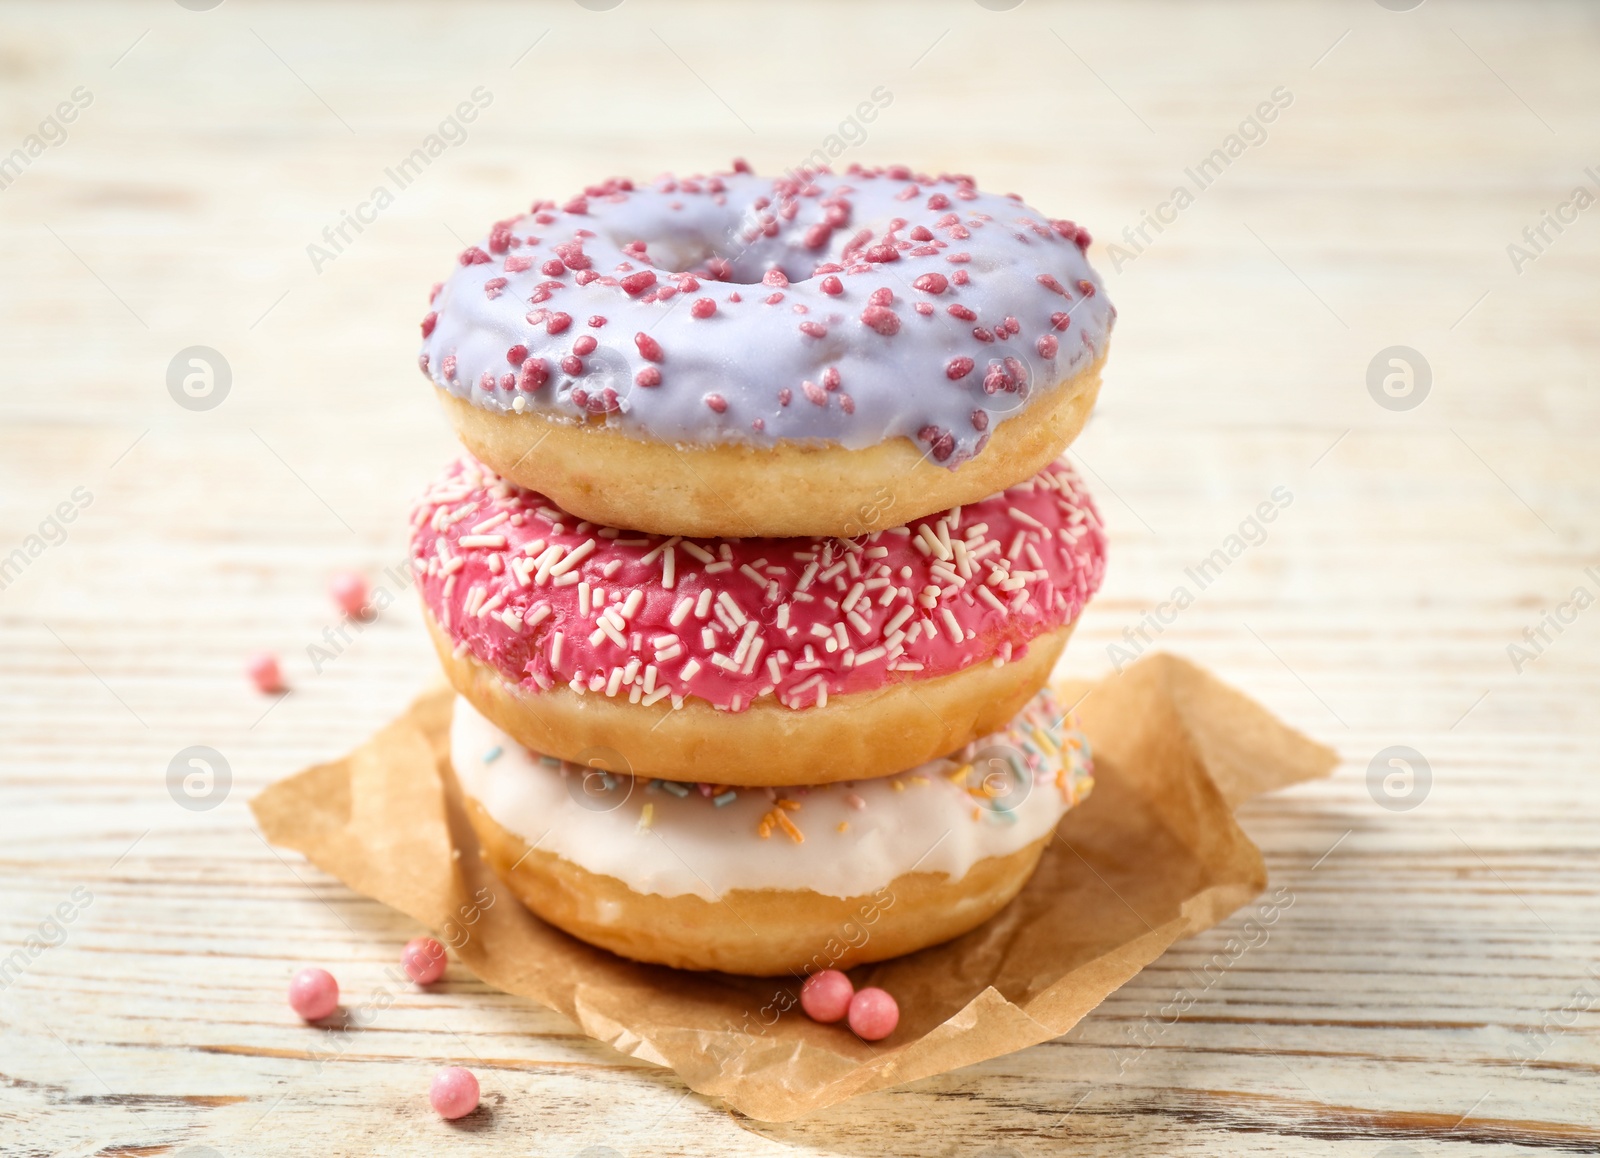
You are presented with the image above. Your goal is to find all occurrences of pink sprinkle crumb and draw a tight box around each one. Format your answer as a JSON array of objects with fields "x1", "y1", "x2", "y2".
[
  {"x1": 402, "y1": 936, "x2": 447, "y2": 985},
  {"x1": 635, "y1": 332, "x2": 664, "y2": 362},
  {"x1": 247, "y1": 652, "x2": 285, "y2": 694},
  {"x1": 288, "y1": 967, "x2": 338, "y2": 1021},
  {"x1": 848, "y1": 987, "x2": 899, "y2": 1041},
  {"x1": 860, "y1": 306, "x2": 900, "y2": 336},
  {"x1": 704, "y1": 393, "x2": 728, "y2": 414},
  {"x1": 519, "y1": 357, "x2": 550, "y2": 390},
  {"x1": 690, "y1": 297, "x2": 717, "y2": 319},
  {"x1": 620, "y1": 270, "x2": 658, "y2": 296},
  {"x1": 801, "y1": 970, "x2": 854, "y2": 1023},
  {"x1": 329, "y1": 571, "x2": 368, "y2": 617},
  {"x1": 429, "y1": 1067, "x2": 479, "y2": 1120}
]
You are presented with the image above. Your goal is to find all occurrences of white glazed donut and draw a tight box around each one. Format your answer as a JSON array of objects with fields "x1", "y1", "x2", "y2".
[
  {"x1": 420, "y1": 161, "x2": 1115, "y2": 538},
  {"x1": 452, "y1": 689, "x2": 1094, "y2": 975}
]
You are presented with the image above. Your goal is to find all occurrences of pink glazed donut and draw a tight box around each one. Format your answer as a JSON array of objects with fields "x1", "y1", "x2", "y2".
[
  {"x1": 419, "y1": 161, "x2": 1114, "y2": 538},
  {"x1": 411, "y1": 455, "x2": 1106, "y2": 786}
]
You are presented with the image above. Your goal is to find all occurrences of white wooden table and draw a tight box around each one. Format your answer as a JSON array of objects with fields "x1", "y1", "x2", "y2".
[{"x1": 2, "y1": 1, "x2": 1597, "y2": 1153}]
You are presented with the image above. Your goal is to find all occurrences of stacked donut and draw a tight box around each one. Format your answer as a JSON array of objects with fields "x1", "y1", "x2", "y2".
[{"x1": 412, "y1": 162, "x2": 1114, "y2": 977}]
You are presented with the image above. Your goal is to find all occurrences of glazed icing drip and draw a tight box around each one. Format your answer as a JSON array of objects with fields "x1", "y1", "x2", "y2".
[
  {"x1": 451, "y1": 689, "x2": 1095, "y2": 901},
  {"x1": 419, "y1": 162, "x2": 1115, "y2": 465},
  {"x1": 411, "y1": 457, "x2": 1107, "y2": 713}
]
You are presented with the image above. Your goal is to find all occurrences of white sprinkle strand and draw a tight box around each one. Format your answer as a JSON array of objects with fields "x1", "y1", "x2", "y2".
[{"x1": 550, "y1": 538, "x2": 596, "y2": 576}]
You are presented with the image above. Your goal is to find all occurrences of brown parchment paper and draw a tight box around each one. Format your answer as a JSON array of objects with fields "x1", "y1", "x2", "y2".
[{"x1": 251, "y1": 652, "x2": 1336, "y2": 1121}]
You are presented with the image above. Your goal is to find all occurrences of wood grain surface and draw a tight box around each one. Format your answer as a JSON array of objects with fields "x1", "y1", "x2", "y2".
[{"x1": 2, "y1": 1, "x2": 1597, "y2": 1154}]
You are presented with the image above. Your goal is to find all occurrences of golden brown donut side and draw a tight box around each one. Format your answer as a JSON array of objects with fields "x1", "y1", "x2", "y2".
[
  {"x1": 466, "y1": 795, "x2": 1050, "y2": 976},
  {"x1": 426, "y1": 611, "x2": 1072, "y2": 786},
  {"x1": 439, "y1": 351, "x2": 1106, "y2": 539}
]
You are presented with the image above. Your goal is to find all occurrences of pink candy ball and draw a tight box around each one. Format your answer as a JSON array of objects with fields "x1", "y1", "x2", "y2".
[
  {"x1": 330, "y1": 571, "x2": 369, "y2": 617},
  {"x1": 800, "y1": 969, "x2": 854, "y2": 1023},
  {"x1": 847, "y1": 986, "x2": 899, "y2": 1042},
  {"x1": 429, "y1": 1066, "x2": 479, "y2": 1119},
  {"x1": 402, "y1": 936, "x2": 448, "y2": 985},
  {"x1": 288, "y1": 967, "x2": 339, "y2": 1021},
  {"x1": 247, "y1": 651, "x2": 285, "y2": 694}
]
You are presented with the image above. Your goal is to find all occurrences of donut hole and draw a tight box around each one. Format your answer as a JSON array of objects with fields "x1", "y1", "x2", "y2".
[
  {"x1": 601, "y1": 223, "x2": 809, "y2": 286},
  {"x1": 626, "y1": 234, "x2": 720, "y2": 276}
]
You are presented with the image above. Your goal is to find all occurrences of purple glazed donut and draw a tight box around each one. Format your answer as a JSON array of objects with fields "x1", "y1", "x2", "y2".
[{"x1": 420, "y1": 161, "x2": 1115, "y2": 537}]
